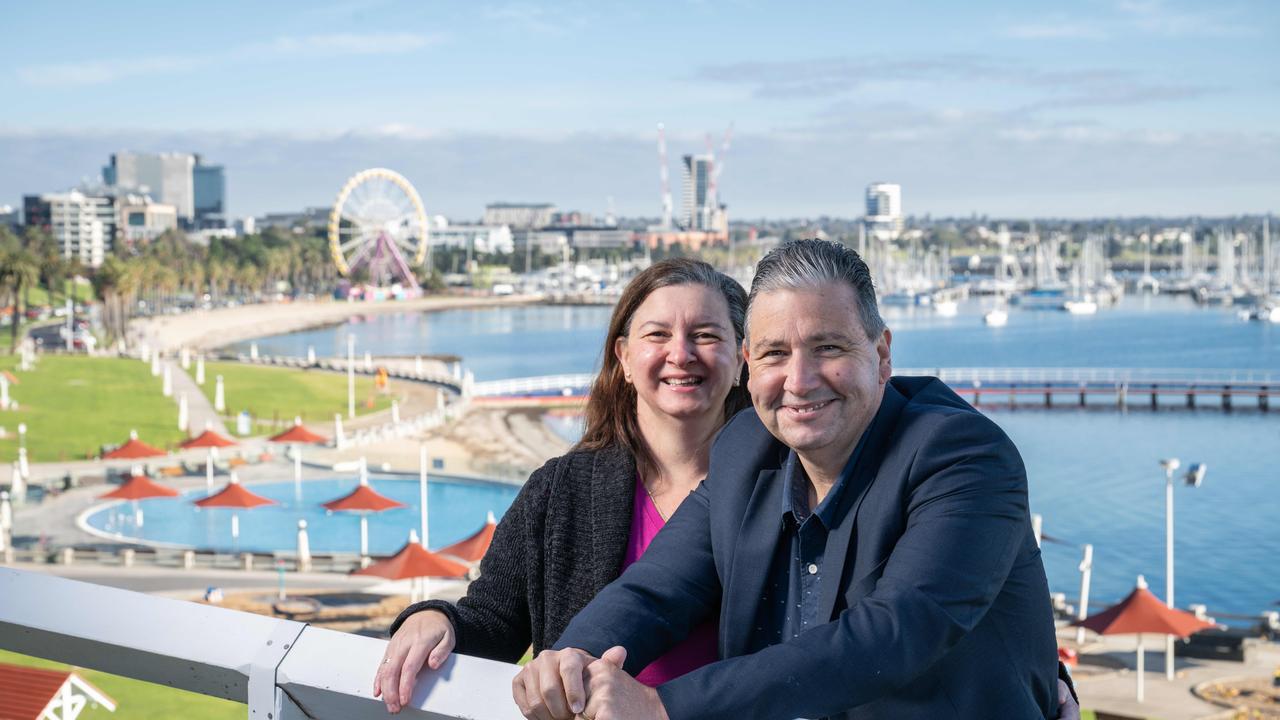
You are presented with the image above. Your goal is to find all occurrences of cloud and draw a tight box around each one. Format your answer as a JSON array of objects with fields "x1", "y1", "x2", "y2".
[
  {"x1": 693, "y1": 54, "x2": 1214, "y2": 114},
  {"x1": 482, "y1": 2, "x2": 590, "y2": 35},
  {"x1": 1116, "y1": 0, "x2": 1260, "y2": 37},
  {"x1": 16, "y1": 32, "x2": 439, "y2": 87},
  {"x1": 3, "y1": 124, "x2": 1275, "y2": 220}
]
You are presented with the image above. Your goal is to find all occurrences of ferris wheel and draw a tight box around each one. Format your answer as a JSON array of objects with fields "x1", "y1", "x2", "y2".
[{"x1": 327, "y1": 168, "x2": 429, "y2": 288}]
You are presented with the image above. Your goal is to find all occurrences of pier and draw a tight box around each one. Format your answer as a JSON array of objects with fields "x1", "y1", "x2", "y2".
[{"x1": 473, "y1": 368, "x2": 1279, "y2": 412}]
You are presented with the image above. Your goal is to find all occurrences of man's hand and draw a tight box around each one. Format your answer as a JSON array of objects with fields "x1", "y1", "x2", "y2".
[
  {"x1": 582, "y1": 646, "x2": 669, "y2": 720},
  {"x1": 512, "y1": 648, "x2": 597, "y2": 720},
  {"x1": 374, "y1": 609, "x2": 457, "y2": 714}
]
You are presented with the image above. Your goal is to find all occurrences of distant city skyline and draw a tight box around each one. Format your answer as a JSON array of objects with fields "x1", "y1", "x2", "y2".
[{"x1": 2, "y1": 1, "x2": 1277, "y2": 220}]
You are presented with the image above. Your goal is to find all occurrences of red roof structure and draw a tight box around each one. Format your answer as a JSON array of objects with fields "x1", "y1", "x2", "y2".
[
  {"x1": 101, "y1": 431, "x2": 166, "y2": 460},
  {"x1": 0, "y1": 662, "x2": 117, "y2": 719},
  {"x1": 180, "y1": 429, "x2": 236, "y2": 449},
  {"x1": 98, "y1": 475, "x2": 179, "y2": 501},
  {"x1": 194, "y1": 480, "x2": 275, "y2": 509},
  {"x1": 1074, "y1": 582, "x2": 1215, "y2": 638},
  {"x1": 353, "y1": 541, "x2": 469, "y2": 580},
  {"x1": 440, "y1": 512, "x2": 497, "y2": 563},
  {"x1": 321, "y1": 485, "x2": 405, "y2": 513},
  {"x1": 269, "y1": 420, "x2": 328, "y2": 445}
]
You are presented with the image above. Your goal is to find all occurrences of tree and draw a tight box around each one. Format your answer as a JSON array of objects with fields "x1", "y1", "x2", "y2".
[{"x1": 0, "y1": 235, "x2": 41, "y2": 352}]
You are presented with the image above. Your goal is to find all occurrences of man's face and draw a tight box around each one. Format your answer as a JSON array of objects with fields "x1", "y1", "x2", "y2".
[{"x1": 744, "y1": 282, "x2": 892, "y2": 474}]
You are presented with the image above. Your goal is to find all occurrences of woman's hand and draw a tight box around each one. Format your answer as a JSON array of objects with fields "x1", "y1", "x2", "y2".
[{"x1": 374, "y1": 609, "x2": 456, "y2": 714}]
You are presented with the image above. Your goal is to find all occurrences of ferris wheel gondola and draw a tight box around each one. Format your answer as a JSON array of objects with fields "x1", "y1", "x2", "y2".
[{"x1": 328, "y1": 168, "x2": 429, "y2": 289}]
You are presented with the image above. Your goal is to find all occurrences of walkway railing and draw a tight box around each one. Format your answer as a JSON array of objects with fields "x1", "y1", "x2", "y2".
[
  {"x1": 471, "y1": 373, "x2": 595, "y2": 397},
  {"x1": 894, "y1": 367, "x2": 1277, "y2": 385},
  {"x1": 0, "y1": 568, "x2": 521, "y2": 719}
]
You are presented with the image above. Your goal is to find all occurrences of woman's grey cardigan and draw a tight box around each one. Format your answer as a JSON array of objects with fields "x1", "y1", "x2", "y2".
[{"x1": 389, "y1": 443, "x2": 638, "y2": 662}]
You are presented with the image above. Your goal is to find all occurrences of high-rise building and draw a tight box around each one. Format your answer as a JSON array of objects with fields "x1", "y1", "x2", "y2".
[
  {"x1": 117, "y1": 193, "x2": 179, "y2": 249},
  {"x1": 0, "y1": 205, "x2": 18, "y2": 230},
  {"x1": 23, "y1": 191, "x2": 115, "y2": 267},
  {"x1": 681, "y1": 154, "x2": 712, "y2": 230},
  {"x1": 104, "y1": 152, "x2": 196, "y2": 223},
  {"x1": 865, "y1": 182, "x2": 903, "y2": 240},
  {"x1": 193, "y1": 156, "x2": 226, "y2": 229}
]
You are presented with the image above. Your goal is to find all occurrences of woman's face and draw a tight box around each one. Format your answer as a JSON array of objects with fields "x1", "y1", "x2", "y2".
[{"x1": 614, "y1": 283, "x2": 742, "y2": 426}]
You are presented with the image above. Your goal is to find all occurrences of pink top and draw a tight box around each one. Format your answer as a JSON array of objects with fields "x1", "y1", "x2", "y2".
[{"x1": 622, "y1": 475, "x2": 720, "y2": 687}]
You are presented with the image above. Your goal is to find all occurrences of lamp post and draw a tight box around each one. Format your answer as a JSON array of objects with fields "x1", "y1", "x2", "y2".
[{"x1": 1159, "y1": 457, "x2": 1207, "y2": 681}]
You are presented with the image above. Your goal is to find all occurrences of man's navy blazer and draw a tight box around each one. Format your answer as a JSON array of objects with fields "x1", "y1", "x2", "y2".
[{"x1": 555, "y1": 376, "x2": 1061, "y2": 719}]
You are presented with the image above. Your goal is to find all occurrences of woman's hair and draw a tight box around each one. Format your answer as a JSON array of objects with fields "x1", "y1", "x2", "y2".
[{"x1": 576, "y1": 258, "x2": 750, "y2": 475}]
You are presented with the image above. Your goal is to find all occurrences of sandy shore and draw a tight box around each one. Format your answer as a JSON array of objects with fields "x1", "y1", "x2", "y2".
[{"x1": 130, "y1": 294, "x2": 542, "y2": 353}]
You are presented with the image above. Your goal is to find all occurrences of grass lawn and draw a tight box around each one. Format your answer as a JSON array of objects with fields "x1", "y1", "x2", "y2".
[
  {"x1": 0, "y1": 648, "x2": 244, "y2": 719},
  {"x1": 200, "y1": 361, "x2": 394, "y2": 433},
  {"x1": 0, "y1": 355, "x2": 188, "y2": 464}
]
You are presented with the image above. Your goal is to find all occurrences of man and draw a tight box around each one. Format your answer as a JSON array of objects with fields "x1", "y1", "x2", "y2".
[{"x1": 514, "y1": 239, "x2": 1068, "y2": 719}]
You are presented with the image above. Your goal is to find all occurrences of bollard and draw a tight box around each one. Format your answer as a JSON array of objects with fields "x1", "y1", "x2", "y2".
[
  {"x1": 241, "y1": 553, "x2": 254, "y2": 571},
  {"x1": 182, "y1": 550, "x2": 195, "y2": 570},
  {"x1": 60, "y1": 547, "x2": 75, "y2": 565},
  {"x1": 121, "y1": 548, "x2": 135, "y2": 567}
]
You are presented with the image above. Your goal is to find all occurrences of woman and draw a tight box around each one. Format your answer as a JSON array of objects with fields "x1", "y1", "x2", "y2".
[{"x1": 375, "y1": 258, "x2": 750, "y2": 713}]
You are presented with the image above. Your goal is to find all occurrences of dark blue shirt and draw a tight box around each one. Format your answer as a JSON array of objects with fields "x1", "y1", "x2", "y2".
[{"x1": 750, "y1": 431, "x2": 869, "y2": 650}]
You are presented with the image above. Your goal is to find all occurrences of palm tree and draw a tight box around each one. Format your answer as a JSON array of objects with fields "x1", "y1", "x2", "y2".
[{"x1": 0, "y1": 237, "x2": 41, "y2": 352}]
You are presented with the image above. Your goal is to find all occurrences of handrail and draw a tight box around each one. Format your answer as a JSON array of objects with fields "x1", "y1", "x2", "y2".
[
  {"x1": 471, "y1": 368, "x2": 1276, "y2": 399},
  {"x1": 0, "y1": 568, "x2": 522, "y2": 719}
]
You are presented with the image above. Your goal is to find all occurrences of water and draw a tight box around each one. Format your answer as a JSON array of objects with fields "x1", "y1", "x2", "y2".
[
  {"x1": 236, "y1": 296, "x2": 1280, "y2": 616},
  {"x1": 85, "y1": 476, "x2": 518, "y2": 556}
]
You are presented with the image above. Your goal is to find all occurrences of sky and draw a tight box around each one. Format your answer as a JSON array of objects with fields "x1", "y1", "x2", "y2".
[{"x1": 2, "y1": 0, "x2": 1277, "y2": 220}]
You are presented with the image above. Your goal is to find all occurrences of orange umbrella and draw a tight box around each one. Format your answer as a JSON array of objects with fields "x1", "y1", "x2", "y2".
[
  {"x1": 1073, "y1": 575, "x2": 1215, "y2": 702},
  {"x1": 99, "y1": 475, "x2": 179, "y2": 500},
  {"x1": 193, "y1": 473, "x2": 276, "y2": 544},
  {"x1": 354, "y1": 531, "x2": 469, "y2": 602},
  {"x1": 322, "y1": 464, "x2": 405, "y2": 561},
  {"x1": 180, "y1": 425, "x2": 236, "y2": 494},
  {"x1": 102, "y1": 430, "x2": 166, "y2": 460},
  {"x1": 440, "y1": 511, "x2": 497, "y2": 563},
  {"x1": 270, "y1": 418, "x2": 328, "y2": 497},
  {"x1": 99, "y1": 473, "x2": 179, "y2": 530}
]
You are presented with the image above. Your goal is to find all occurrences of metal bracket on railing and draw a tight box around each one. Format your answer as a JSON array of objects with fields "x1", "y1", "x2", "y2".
[{"x1": 247, "y1": 620, "x2": 308, "y2": 720}]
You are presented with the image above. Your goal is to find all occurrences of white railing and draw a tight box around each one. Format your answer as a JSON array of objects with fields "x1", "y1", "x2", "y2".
[
  {"x1": 471, "y1": 374, "x2": 595, "y2": 397},
  {"x1": 896, "y1": 367, "x2": 1277, "y2": 385},
  {"x1": 0, "y1": 568, "x2": 522, "y2": 719}
]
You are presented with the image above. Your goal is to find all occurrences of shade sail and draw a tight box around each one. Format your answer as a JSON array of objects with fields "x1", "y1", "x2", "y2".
[
  {"x1": 269, "y1": 422, "x2": 328, "y2": 444},
  {"x1": 353, "y1": 541, "x2": 469, "y2": 580},
  {"x1": 102, "y1": 435, "x2": 166, "y2": 459},
  {"x1": 193, "y1": 481, "x2": 275, "y2": 509},
  {"x1": 99, "y1": 475, "x2": 179, "y2": 500},
  {"x1": 322, "y1": 485, "x2": 405, "y2": 513},
  {"x1": 180, "y1": 429, "x2": 236, "y2": 449},
  {"x1": 1073, "y1": 584, "x2": 1215, "y2": 638},
  {"x1": 440, "y1": 512, "x2": 497, "y2": 563}
]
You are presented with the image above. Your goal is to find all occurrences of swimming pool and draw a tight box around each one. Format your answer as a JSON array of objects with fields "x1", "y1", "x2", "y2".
[{"x1": 81, "y1": 476, "x2": 519, "y2": 555}]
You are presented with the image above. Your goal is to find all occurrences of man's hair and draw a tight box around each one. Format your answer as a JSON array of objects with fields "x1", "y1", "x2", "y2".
[{"x1": 748, "y1": 238, "x2": 885, "y2": 340}]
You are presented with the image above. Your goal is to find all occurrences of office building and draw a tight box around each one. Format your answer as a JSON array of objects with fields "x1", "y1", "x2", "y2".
[
  {"x1": 0, "y1": 205, "x2": 18, "y2": 230},
  {"x1": 104, "y1": 152, "x2": 196, "y2": 222},
  {"x1": 865, "y1": 182, "x2": 903, "y2": 240},
  {"x1": 117, "y1": 194, "x2": 178, "y2": 249},
  {"x1": 23, "y1": 191, "x2": 115, "y2": 267},
  {"x1": 681, "y1": 154, "x2": 712, "y2": 230},
  {"x1": 429, "y1": 221, "x2": 515, "y2": 254},
  {"x1": 483, "y1": 203, "x2": 556, "y2": 230},
  {"x1": 193, "y1": 156, "x2": 226, "y2": 228}
]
